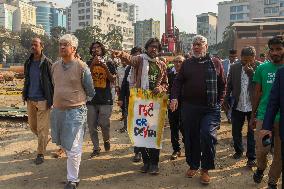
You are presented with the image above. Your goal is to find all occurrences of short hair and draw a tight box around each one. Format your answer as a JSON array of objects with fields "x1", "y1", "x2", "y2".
[
  {"x1": 241, "y1": 46, "x2": 256, "y2": 57},
  {"x1": 32, "y1": 37, "x2": 44, "y2": 47},
  {"x1": 130, "y1": 46, "x2": 142, "y2": 55},
  {"x1": 145, "y1": 37, "x2": 162, "y2": 52},
  {"x1": 173, "y1": 55, "x2": 185, "y2": 62},
  {"x1": 89, "y1": 41, "x2": 106, "y2": 56},
  {"x1": 192, "y1": 35, "x2": 207, "y2": 45},
  {"x1": 59, "y1": 34, "x2": 78, "y2": 48},
  {"x1": 268, "y1": 35, "x2": 284, "y2": 48},
  {"x1": 229, "y1": 49, "x2": 237, "y2": 54}
]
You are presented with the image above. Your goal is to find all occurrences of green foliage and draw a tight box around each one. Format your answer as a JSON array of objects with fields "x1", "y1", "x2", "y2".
[{"x1": 0, "y1": 25, "x2": 124, "y2": 64}]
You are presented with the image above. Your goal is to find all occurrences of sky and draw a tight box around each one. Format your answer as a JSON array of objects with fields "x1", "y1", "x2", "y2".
[{"x1": 52, "y1": 0, "x2": 224, "y2": 33}]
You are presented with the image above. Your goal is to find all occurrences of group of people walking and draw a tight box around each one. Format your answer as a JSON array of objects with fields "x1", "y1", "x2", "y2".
[{"x1": 22, "y1": 33, "x2": 284, "y2": 189}]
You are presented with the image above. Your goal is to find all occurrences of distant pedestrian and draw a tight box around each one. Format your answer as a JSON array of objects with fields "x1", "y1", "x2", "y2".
[{"x1": 167, "y1": 55, "x2": 185, "y2": 160}]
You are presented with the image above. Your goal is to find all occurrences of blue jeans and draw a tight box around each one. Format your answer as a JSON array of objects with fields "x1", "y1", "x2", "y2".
[
  {"x1": 231, "y1": 110, "x2": 255, "y2": 160},
  {"x1": 182, "y1": 103, "x2": 220, "y2": 170}
]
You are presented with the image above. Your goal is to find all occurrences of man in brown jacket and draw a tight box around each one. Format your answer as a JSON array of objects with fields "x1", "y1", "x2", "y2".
[{"x1": 112, "y1": 37, "x2": 168, "y2": 175}]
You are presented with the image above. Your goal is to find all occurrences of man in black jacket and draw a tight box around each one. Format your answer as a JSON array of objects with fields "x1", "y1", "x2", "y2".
[
  {"x1": 118, "y1": 46, "x2": 142, "y2": 162},
  {"x1": 22, "y1": 37, "x2": 53, "y2": 165},
  {"x1": 167, "y1": 55, "x2": 185, "y2": 160}
]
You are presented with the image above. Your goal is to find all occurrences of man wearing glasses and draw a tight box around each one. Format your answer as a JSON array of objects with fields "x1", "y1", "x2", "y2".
[{"x1": 170, "y1": 35, "x2": 226, "y2": 185}]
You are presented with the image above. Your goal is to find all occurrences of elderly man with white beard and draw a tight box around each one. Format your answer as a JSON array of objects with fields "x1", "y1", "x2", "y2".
[{"x1": 170, "y1": 35, "x2": 226, "y2": 185}]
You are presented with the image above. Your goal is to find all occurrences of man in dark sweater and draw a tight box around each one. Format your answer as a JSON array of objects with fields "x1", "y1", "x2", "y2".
[
  {"x1": 167, "y1": 55, "x2": 185, "y2": 160},
  {"x1": 170, "y1": 35, "x2": 226, "y2": 185}
]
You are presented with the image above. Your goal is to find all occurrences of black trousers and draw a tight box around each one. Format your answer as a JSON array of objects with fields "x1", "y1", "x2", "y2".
[
  {"x1": 182, "y1": 103, "x2": 220, "y2": 170},
  {"x1": 231, "y1": 110, "x2": 256, "y2": 160},
  {"x1": 168, "y1": 107, "x2": 185, "y2": 152},
  {"x1": 141, "y1": 148, "x2": 160, "y2": 166}
]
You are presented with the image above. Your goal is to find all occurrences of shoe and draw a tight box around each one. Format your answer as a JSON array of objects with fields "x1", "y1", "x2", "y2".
[
  {"x1": 246, "y1": 160, "x2": 257, "y2": 168},
  {"x1": 104, "y1": 141, "x2": 110, "y2": 152},
  {"x1": 53, "y1": 148, "x2": 65, "y2": 158},
  {"x1": 149, "y1": 164, "x2": 159, "y2": 175},
  {"x1": 89, "y1": 149, "x2": 101, "y2": 158},
  {"x1": 268, "y1": 183, "x2": 277, "y2": 189},
  {"x1": 228, "y1": 119, "x2": 232, "y2": 124},
  {"x1": 200, "y1": 169, "x2": 210, "y2": 185},
  {"x1": 140, "y1": 163, "x2": 150, "y2": 173},
  {"x1": 186, "y1": 169, "x2": 198, "y2": 178},
  {"x1": 34, "y1": 154, "x2": 44, "y2": 165},
  {"x1": 170, "y1": 151, "x2": 181, "y2": 160},
  {"x1": 64, "y1": 181, "x2": 79, "y2": 189},
  {"x1": 232, "y1": 152, "x2": 243, "y2": 159},
  {"x1": 133, "y1": 153, "x2": 142, "y2": 162},
  {"x1": 253, "y1": 169, "x2": 264, "y2": 184}
]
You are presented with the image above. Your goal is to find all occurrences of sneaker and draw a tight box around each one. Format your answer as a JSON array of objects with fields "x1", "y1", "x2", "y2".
[
  {"x1": 64, "y1": 181, "x2": 79, "y2": 189},
  {"x1": 232, "y1": 152, "x2": 243, "y2": 159},
  {"x1": 200, "y1": 169, "x2": 210, "y2": 185},
  {"x1": 149, "y1": 164, "x2": 159, "y2": 175},
  {"x1": 268, "y1": 183, "x2": 277, "y2": 189},
  {"x1": 140, "y1": 163, "x2": 150, "y2": 173},
  {"x1": 52, "y1": 148, "x2": 65, "y2": 159},
  {"x1": 170, "y1": 151, "x2": 181, "y2": 160},
  {"x1": 253, "y1": 169, "x2": 264, "y2": 184},
  {"x1": 34, "y1": 154, "x2": 44, "y2": 165},
  {"x1": 133, "y1": 153, "x2": 142, "y2": 162},
  {"x1": 246, "y1": 160, "x2": 257, "y2": 168},
  {"x1": 89, "y1": 149, "x2": 101, "y2": 158},
  {"x1": 104, "y1": 141, "x2": 110, "y2": 152}
]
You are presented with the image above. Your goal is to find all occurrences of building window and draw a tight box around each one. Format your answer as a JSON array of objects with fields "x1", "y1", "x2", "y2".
[
  {"x1": 79, "y1": 16, "x2": 85, "y2": 20},
  {"x1": 230, "y1": 6, "x2": 237, "y2": 12},
  {"x1": 86, "y1": 15, "x2": 90, "y2": 19},
  {"x1": 86, "y1": 8, "x2": 90, "y2": 13},
  {"x1": 237, "y1": 5, "x2": 243, "y2": 12},
  {"x1": 86, "y1": 2, "x2": 90, "y2": 6},
  {"x1": 280, "y1": 1, "x2": 284, "y2": 7},
  {"x1": 78, "y1": 2, "x2": 84, "y2": 8},
  {"x1": 79, "y1": 22, "x2": 85, "y2": 26},
  {"x1": 264, "y1": 0, "x2": 279, "y2": 5},
  {"x1": 264, "y1": 7, "x2": 279, "y2": 14}
]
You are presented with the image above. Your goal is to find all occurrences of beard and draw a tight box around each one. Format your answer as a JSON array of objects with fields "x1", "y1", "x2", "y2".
[
  {"x1": 271, "y1": 54, "x2": 284, "y2": 63},
  {"x1": 192, "y1": 51, "x2": 206, "y2": 58}
]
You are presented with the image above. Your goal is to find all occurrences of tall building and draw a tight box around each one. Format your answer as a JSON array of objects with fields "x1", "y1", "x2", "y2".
[
  {"x1": 217, "y1": 0, "x2": 284, "y2": 43},
  {"x1": 117, "y1": 1, "x2": 138, "y2": 23},
  {"x1": 0, "y1": 3, "x2": 17, "y2": 31},
  {"x1": 196, "y1": 12, "x2": 217, "y2": 46},
  {"x1": 134, "y1": 19, "x2": 160, "y2": 48},
  {"x1": 179, "y1": 32, "x2": 196, "y2": 53},
  {"x1": 31, "y1": 1, "x2": 67, "y2": 35},
  {"x1": 11, "y1": 0, "x2": 37, "y2": 32},
  {"x1": 69, "y1": 0, "x2": 134, "y2": 50}
]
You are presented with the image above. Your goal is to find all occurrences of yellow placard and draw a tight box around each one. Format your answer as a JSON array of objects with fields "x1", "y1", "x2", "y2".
[
  {"x1": 92, "y1": 65, "x2": 107, "y2": 88},
  {"x1": 127, "y1": 88, "x2": 168, "y2": 149}
]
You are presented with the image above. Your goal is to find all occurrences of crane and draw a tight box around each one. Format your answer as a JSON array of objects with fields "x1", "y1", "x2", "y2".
[{"x1": 161, "y1": 0, "x2": 180, "y2": 54}]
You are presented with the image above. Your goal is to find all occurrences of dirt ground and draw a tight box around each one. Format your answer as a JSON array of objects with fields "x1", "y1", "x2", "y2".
[{"x1": 0, "y1": 106, "x2": 279, "y2": 189}]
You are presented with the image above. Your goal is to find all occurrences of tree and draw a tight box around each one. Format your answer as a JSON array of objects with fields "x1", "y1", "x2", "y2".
[
  {"x1": 102, "y1": 28, "x2": 123, "y2": 50},
  {"x1": 74, "y1": 26, "x2": 104, "y2": 61}
]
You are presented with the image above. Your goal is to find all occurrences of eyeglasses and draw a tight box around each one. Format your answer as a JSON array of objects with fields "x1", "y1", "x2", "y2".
[{"x1": 59, "y1": 42, "x2": 71, "y2": 47}]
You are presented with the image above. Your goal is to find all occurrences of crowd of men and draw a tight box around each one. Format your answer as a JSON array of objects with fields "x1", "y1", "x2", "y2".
[{"x1": 22, "y1": 33, "x2": 284, "y2": 189}]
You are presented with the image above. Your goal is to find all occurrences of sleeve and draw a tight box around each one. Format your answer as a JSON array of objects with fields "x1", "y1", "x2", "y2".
[
  {"x1": 225, "y1": 65, "x2": 233, "y2": 100},
  {"x1": 262, "y1": 69, "x2": 281, "y2": 131},
  {"x1": 157, "y1": 63, "x2": 168, "y2": 93},
  {"x1": 215, "y1": 59, "x2": 226, "y2": 104},
  {"x1": 82, "y1": 66, "x2": 95, "y2": 100},
  {"x1": 117, "y1": 51, "x2": 141, "y2": 67},
  {"x1": 107, "y1": 62, "x2": 117, "y2": 75}
]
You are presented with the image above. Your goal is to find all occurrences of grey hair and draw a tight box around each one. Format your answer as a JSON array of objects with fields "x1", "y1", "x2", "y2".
[
  {"x1": 241, "y1": 46, "x2": 256, "y2": 57},
  {"x1": 59, "y1": 34, "x2": 79, "y2": 48},
  {"x1": 173, "y1": 55, "x2": 185, "y2": 62},
  {"x1": 192, "y1": 35, "x2": 208, "y2": 44}
]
